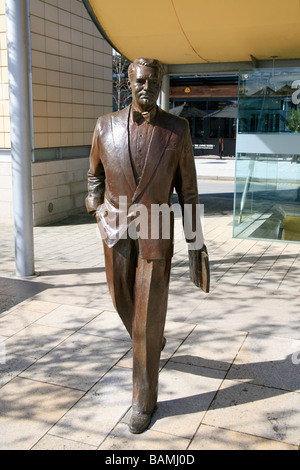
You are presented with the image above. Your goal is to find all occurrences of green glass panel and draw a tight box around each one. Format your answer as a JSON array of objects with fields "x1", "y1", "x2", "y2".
[
  {"x1": 234, "y1": 68, "x2": 300, "y2": 243},
  {"x1": 238, "y1": 68, "x2": 300, "y2": 135},
  {"x1": 234, "y1": 153, "x2": 300, "y2": 242}
]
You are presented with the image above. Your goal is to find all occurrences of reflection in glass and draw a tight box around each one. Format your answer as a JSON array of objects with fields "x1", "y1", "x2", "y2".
[
  {"x1": 234, "y1": 153, "x2": 300, "y2": 242},
  {"x1": 234, "y1": 68, "x2": 300, "y2": 243},
  {"x1": 238, "y1": 68, "x2": 300, "y2": 135}
]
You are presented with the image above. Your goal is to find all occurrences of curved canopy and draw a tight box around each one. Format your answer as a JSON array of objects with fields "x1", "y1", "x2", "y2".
[{"x1": 83, "y1": 0, "x2": 300, "y2": 64}]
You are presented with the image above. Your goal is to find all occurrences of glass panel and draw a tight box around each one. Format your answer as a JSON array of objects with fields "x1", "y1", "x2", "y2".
[
  {"x1": 234, "y1": 68, "x2": 300, "y2": 243},
  {"x1": 234, "y1": 153, "x2": 300, "y2": 242},
  {"x1": 238, "y1": 68, "x2": 300, "y2": 135}
]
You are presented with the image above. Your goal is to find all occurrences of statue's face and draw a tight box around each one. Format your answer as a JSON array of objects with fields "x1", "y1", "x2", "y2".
[{"x1": 128, "y1": 65, "x2": 161, "y2": 110}]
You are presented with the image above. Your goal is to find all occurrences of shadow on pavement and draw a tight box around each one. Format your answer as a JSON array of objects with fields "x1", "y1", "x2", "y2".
[{"x1": 0, "y1": 277, "x2": 52, "y2": 315}]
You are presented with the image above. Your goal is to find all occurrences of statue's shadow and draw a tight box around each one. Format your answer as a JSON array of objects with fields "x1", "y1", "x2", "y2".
[{"x1": 154, "y1": 353, "x2": 300, "y2": 421}]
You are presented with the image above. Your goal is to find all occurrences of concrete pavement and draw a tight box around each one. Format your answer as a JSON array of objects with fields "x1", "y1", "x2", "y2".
[
  {"x1": 194, "y1": 155, "x2": 236, "y2": 181},
  {"x1": 0, "y1": 156, "x2": 300, "y2": 450}
]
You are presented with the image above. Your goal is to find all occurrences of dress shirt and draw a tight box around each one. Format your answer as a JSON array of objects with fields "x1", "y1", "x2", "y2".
[{"x1": 129, "y1": 105, "x2": 157, "y2": 184}]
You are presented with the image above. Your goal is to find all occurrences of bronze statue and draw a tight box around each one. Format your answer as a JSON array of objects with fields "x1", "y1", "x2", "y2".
[{"x1": 86, "y1": 58, "x2": 209, "y2": 434}]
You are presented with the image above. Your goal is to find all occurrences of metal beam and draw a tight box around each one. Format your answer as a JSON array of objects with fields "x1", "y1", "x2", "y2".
[
  {"x1": 250, "y1": 55, "x2": 258, "y2": 68},
  {"x1": 167, "y1": 59, "x2": 300, "y2": 76},
  {"x1": 5, "y1": 0, "x2": 35, "y2": 278}
]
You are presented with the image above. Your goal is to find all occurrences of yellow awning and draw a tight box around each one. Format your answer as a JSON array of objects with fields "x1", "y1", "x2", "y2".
[{"x1": 83, "y1": 0, "x2": 300, "y2": 64}]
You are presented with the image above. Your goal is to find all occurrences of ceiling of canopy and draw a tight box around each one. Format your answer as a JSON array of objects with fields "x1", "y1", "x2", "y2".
[{"x1": 83, "y1": 0, "x2": 300, "y2": 65}]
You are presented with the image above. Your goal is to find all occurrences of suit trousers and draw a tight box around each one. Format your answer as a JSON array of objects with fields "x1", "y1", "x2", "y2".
[{"x1": 103, "y1": 236, "x2": 171, "y2": 414}]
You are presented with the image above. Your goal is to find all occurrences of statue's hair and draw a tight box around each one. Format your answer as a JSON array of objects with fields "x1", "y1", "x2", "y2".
[{"x1": 128, "y1": 58, "x2": 164, "y2": 82}]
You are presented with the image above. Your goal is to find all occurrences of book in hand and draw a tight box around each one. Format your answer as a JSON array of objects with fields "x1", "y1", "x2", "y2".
[{"x1": 188, "y1": 244, "x2": 210, "y2": 293}]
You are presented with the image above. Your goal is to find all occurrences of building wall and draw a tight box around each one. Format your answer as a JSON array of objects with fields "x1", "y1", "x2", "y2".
[
  {"x1": 0, "y1": 1, "x2": 11, "y2": 225},
  {"x1": 0, "y1": 0, "x2": 113, "y2": 226},
  {"x1": 0, "y1": 158, "x2": 12, "y2": 225},
  {"x1": 32, "y1": 157, "x2": 90, "y2": 226},
  {"x1": 0, "y1": 1, "x2": 10, "y2": 149},
  {"x1": 30, "y1": 0, "x2": 112, "y2": 149}
]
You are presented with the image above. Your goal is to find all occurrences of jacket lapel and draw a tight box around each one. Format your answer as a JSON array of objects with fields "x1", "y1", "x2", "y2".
[
  {"x1": 132, "y1": 107, "x2": 175, "y2": 203},
  {"x1": 111, "y1": 106, "x2": 137, "y2": 195}
]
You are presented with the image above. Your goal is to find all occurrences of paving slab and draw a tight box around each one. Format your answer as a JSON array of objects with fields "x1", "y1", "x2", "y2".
[
  {"x1": 48, "y1": 366, "x2": 132, "y2": 447},
  {"x1": 24, "y1": 299, "x2": 61, "y2": 314},
  {"x1": 32, "y1": 434, "x2": 98, "y2": 450},
  {"x1": 171, "y1": 325, "x2": 247, "y2": 371},
  {"x1": 189, "y1": 424, "x2": 298, "y2": 450},
  {"x1": 20, "y1": 333, "x2": 131, "y2": 391},
  {"x1": 227, "y1": 333, "x2": 300, "y2": 392},
  {"x1": 35, "y1": 304, "x2": 101, "y2": 332},
  {"x1": 0, "y1": 377, "x2": 83, "y2": 450},
  {"x1": 202, "y1": 379, "x2": 300, "y2": 446},
  {"x1": 80, "y1": 309, "x2": 132, "y2": 342},
  {"x1": 4, "y1": 323, "x2": 74, "y2": 361},
  {"x1": 0, "y1": 294, "x2": 27, "y2": 316},
  {"x1": 146, "y1": 361, "x2": 226, "y2": 439},
  {"x1": 99, "y1": 422, "x2": 190, "y2": 451},
  {"x1": 0, "y1": 352, "x2": 34, "y2": 389},
  {"x1": 185, "y1": 283, "x2": 300, "y2": 340},
  {"x1": 0, "y1": 307, "x2": 48, "y2": 337}
]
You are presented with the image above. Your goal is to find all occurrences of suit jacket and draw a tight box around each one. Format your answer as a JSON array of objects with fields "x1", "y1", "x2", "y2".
[{"x1": 86, "y1": 104, "x2": 204, "y2": 260}]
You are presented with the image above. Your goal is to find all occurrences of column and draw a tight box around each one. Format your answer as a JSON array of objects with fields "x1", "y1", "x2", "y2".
[
  {"x1": 160, "y1": 71, "x2": 170, "y2": 112},
  {"x1": 5, "y1": 0, "x2": 35, "y2": 277}
]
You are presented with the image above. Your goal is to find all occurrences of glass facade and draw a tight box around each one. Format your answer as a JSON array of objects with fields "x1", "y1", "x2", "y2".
[{"x1": 234, "y1": 68, "x2": 300, "y2": 243}]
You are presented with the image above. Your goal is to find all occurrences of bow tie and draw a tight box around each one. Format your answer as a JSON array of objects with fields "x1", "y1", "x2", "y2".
[{"x1": 132, "y1": 109, "x2": 155, "y2": 124}]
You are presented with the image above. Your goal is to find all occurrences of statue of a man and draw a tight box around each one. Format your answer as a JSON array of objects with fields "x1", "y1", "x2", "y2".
[{"x1": 86, "y1": 58, "x2": 208, "y2": 434}]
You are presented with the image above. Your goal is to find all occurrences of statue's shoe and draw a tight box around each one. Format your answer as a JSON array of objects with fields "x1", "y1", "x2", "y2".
[{"x1": 129, "y1": 407, "x2": 157, "y2": 434}]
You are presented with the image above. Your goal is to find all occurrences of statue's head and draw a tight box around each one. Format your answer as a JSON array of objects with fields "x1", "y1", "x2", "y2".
[{"x1": 128, "y1": 58, "x2": 164, "y2": 111}]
